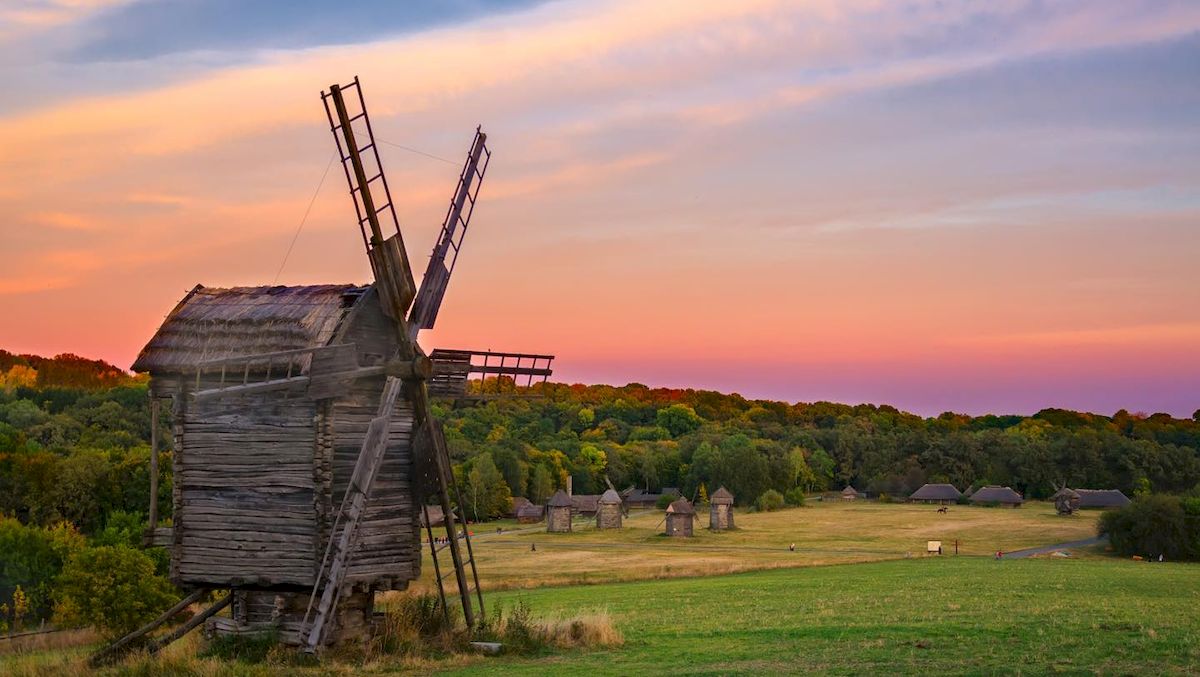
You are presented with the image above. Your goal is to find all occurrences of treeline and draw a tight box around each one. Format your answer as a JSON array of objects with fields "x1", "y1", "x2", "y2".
[
  {"x1": 0, "y1": 350, "x2": 136, "y2": 391},
  {"x1": 441, "y1": 382, "x2": 1200, "y2": 518},
  {"x1": 2, "y1": 352, "x2": 1199, "y2": 626},
  {"x1": 1, "y1": 354, "x2": 168, "y2": 634}
]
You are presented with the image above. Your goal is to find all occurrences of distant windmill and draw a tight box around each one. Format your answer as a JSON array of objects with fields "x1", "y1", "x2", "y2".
[{"x1": 103, "y1": 77, "x2": 554, "y2": 661}]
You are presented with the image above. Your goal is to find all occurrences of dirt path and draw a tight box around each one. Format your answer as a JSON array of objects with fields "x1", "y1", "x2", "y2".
[{"x1": 1000, "y1": 535, "x2": 1106, "y2": 559}]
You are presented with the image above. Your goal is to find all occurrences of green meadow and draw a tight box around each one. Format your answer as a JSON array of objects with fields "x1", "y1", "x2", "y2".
[{"x1": 461, "y1": 556, "x2": 1200, "y2": 675}]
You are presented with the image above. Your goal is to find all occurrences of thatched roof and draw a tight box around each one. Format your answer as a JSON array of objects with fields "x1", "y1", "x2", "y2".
[
  {"x1": 963, "y1": 486, "x2": 976, "y2": 498},
  {"x1": 970, "y1": 486, "x2": 1023, "y2": 504},
  {"x1": 547, "y1": 489, "x2": 573, "y2": 508},
  {"x1": 516, "y1": 504, "x2": 544, "y2": 519},
  {"x1": 710, "y1": 486, "x2": 734, "y2": 504},
  {"x1": 571, "y1": 494, "x2": 601, "y2": 514},
  {"x1": 1050, "y1": 487, "x2": 1080, "y2": 500},
  {"x1": 666, "y1": 498, "x2": 694, "y2": 514},
  {"x1": 1075, "y1": 489, "x2": 1130, "y2": 508},
  {"x1": 842, "y1": 485, "x2": 860, "y2": 496},
  {"x1": 909, "y1": 483, "x2": 962, "y2": 501},
  {"x1": 599, "y1": 489, "x2": 622, "y2": 504},
  {"x1": 132, "y1": 284, "x2": 368, "y2": 374}
]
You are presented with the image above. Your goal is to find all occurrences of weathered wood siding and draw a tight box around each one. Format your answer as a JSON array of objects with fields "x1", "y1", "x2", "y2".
[
  {"x1": 330, "y1": 378, "x2": 418, "y2": 589},
  {"x1": 327, "y1": 290, "x2": 419, "y2": 591},
  {"x1": 546, "y1": 505, "x2": 572, "y2": 532},
  {"x1": 596, "y1": 503, "x2": 622, "y2": 529},
  {"x1": 709, "y1": 503, "x2": 734, "y2": 530},
  {"x1": 665, "y1": 513, "x2": 693, "y2": 537},
  {"x1": 174, "y1": 390, "x2": 318, "y2": 588}
]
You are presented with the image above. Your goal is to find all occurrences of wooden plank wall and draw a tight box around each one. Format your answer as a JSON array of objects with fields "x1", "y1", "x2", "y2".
[
  {"x1": 175, "y1": 387, "x2": 319, "y2": 588},
  {"x1": 331, "y1": 376, "x2": 418, "y2": 590}
]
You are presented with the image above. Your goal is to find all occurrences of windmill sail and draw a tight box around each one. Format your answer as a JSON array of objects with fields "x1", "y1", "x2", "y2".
[{"x1": 408, "y1": 128, "x2": 490, "y2": 339}]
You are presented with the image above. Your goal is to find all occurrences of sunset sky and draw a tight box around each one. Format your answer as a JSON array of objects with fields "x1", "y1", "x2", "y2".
[{"x1": 1, "y1": 0, "x2": 1197, "y2": 416}]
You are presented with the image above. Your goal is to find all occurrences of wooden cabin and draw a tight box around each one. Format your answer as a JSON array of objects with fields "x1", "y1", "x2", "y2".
[
  {"x1": 596, "y1": 489, "x2": 623, "y2": 529},
  {"x1": 131, "y1": 284, "x2": 420, "y2": 644},
  {"x1": 546, "y1": 490, "x2": 573, "y2": 532},
  {"x1": 709, "y1": 486, "x2": 734, "y2": 530},
  {"x1": 665, "y1": 498, "x2": 695, "y2": 537}
]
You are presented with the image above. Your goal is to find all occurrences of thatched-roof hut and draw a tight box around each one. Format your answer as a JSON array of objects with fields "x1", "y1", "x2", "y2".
[
  {"x1": 970, "y1": 486, "x2": 1023, "y2": 507},
  {"x1": 508, "y1": 496, "x2": 532, "y2": 519},
  {"x1": 665, "y1": 498, "x2": 695, "y2": 537},
  {"x1": 908, "y1": 483, "x2": 961, "y2": 505},
  {"x1": 596, "y1": 489, "x2": 623, "y2": 529},
  {"x1": 841, "y1": 486, "x2": 862, "y2": 501},
  {"x1": 516, "y1": 503, "x2": 544, "y2": 523},
  {"x1": 546, "y1": 490, "x2": 573, "y2": 532},
  {"x1": 571, "y1": 494, "x2": 601, "y2": 517},
  {"x1": 709, "y1": 486, "x2": 735, "y2": 530},
  {"x1": 1075, "y1": 489, "x2": 1131, "y2": 509}
]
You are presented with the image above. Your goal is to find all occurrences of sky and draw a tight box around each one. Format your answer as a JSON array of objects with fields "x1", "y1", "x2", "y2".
[{"x1": 0, "y1": 0, "x2": 1197, "y2": 417}]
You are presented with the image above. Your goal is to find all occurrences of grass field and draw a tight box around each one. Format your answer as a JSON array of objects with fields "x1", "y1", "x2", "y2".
[
  {"x1": 458, "y1": 557, "x2": 1200, "y2": 675},
  {"x1": 7, "y1": 501, "x2": 1190, "y2": 676},
  {"x1": 409, "y1": 500, "x2": 1102, "y2": 593}
]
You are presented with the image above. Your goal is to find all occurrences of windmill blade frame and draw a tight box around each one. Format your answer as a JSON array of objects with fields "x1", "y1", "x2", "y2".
[{"x1": 408, "y1": 127, "x2": 491, "y2": 339}]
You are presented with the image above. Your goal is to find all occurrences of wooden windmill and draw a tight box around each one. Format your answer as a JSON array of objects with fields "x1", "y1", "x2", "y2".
[{"x1": 112, "y1": 77, "x2": 553, "y2": 658}]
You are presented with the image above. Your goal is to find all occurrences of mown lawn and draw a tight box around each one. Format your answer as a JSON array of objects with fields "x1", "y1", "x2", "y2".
[
  {"x1": 454, "y1": 556, "x2": 1200, "y2": 675},
  {"x1": 411, "y1": 500, "x2": 1101, "y2": 593}
]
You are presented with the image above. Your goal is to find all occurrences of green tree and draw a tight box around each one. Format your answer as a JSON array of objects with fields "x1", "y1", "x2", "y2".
[
  {"x1": 529, "y1": 464, "x2": 555, "y2": 504},
  {"x1": 656, "y1": 404, "x2": 702, "y2": 437},
  {"x1": 755, "y1": 489, "x2": 785, "y2": 512},
  {"x1": 53, "y1": 545, "x2": 177, "y2": 638},
  {"x1": 464, "y1": 453, "x2": 512, "y2": 521}
]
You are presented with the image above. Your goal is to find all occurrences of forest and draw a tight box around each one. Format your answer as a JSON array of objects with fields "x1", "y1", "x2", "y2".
[{"x1": 1, "y1": 350, "x2": 1198, "y2": 630}]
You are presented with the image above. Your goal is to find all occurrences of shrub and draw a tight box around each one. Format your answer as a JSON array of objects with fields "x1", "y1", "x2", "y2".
[
  {"x1": 53, "y1": 545, "x2": 177, "y2": 638},
  {"x1": 0, "y1": 517, "x2": 85, "y2": 621},
  {"x1": 784, "y1": 487, "x2": 807, "y2": 506},
  {"x1": 756, "y1": 489, "x2": 785, "y2": 512},
  {"x1": 1099, "y1": 495, "x2": 1199, "y2": 561},
  {"x1": 655, "y1": 494, "x2": 675, "y2": 509}
]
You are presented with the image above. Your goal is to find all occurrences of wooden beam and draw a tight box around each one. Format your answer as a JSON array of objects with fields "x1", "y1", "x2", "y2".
[
  {"x1": 146, "y1": 593, "x2": 233, "y2": 656},
  {"x1": 89, "y1": 588, "x2": 207, "y2": 666},
  {"x1": 148, "y1": 397, "x2": 160, "y2": 530}
]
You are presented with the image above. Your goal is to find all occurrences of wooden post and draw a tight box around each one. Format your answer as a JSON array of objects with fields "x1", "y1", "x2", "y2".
[{"x1": 148, "y1": 397, "x2": 160, "y2": 531}]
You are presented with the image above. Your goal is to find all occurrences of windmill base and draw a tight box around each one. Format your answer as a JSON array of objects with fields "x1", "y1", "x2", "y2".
[{"x1": 204, "y1": 590, "x2": 374, "y2": 647}]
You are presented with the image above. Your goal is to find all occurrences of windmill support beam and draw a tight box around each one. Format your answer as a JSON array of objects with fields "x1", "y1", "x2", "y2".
[{"x1": 191, "y1": 357, "x2": 432, "y2": 402}]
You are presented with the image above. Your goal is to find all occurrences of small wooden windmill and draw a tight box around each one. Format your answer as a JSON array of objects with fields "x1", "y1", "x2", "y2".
[{"x1": 112, "y1": 77, "x2": 553, "y2": 658}]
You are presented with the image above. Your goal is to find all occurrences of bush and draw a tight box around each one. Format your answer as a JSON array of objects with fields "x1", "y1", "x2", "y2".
[
  {"x1": 655, "y1": 494, "x2": 675, "y2": 509},
  {"x1": 784, "y1": 487, "x2": 808, "y2": 506},
  {"x1": 755, "y1": 489, "x2": 785, "y2": 512},
  {"x1": 0, "y1": 517, "x2": 85, "y2": 622},
  {"x1": 1099, "y1": 495, "x2": 1200, "y2": 561},
  {"x1": 53, "y1": 545, "x2": 177, "y2": 638}
]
